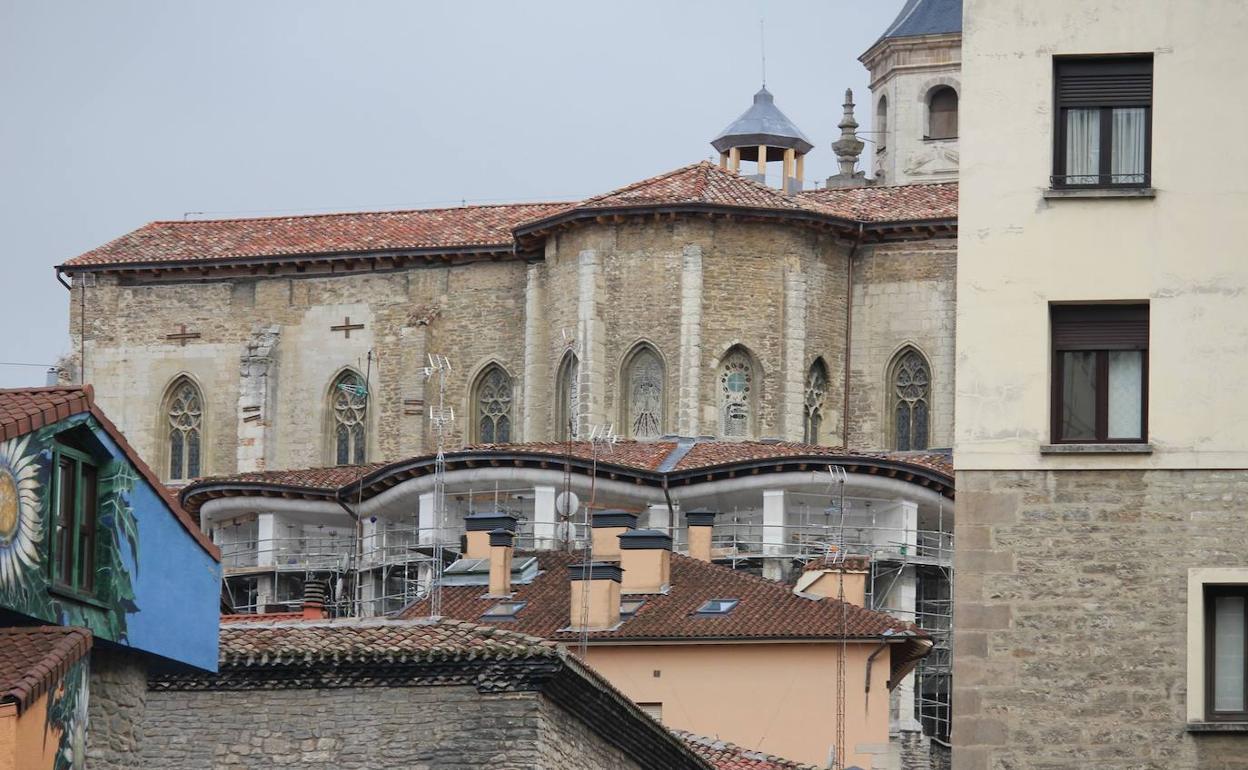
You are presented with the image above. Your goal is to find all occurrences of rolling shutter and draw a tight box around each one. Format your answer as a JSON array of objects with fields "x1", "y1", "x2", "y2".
[
  {"x1": 1052, "y1": 305, "x2": 1149, "y2": 350},
  {"x1": 1056, "y1": 57, "x2": 1153, "y2": 108}
]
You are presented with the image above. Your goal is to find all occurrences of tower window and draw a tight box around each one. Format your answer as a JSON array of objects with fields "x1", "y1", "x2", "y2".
[{"x1": 927, "y1": 87, "x2": 958, "y2": 140}]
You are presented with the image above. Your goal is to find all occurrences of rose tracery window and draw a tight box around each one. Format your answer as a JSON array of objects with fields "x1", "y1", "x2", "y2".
[
  {"x1": 891, "y1": 349, "x2": 931, "y2": 451},
  {"x1": 166, "y1": 378, "x2": 203, "y2": 481},
  {"x1": 625, "y1": 346, "x2": 664, "y2": 439},
  {"x1": 474, "y1": 365, "x2": 513, "y2": 443},
  {"x1": 331, "y1": 371, "x2": 367, "y2": 465},
  {"x1": 719, "y1": 347, "x2": 754, "y2": 439},
  {"x1": 803, "y1": 360, "x2": 828, "y2": 445}
]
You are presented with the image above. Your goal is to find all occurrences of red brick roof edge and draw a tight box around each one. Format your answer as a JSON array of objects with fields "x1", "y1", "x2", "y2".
[{"x1": 0, "y1": 626, "x2": 92, "y2": 715}]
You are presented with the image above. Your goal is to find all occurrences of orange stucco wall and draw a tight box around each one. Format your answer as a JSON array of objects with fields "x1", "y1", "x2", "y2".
[
  {"x1": 586, "y1": 641, "x2": 894, "y2": 768},
  {"x1": 0, "y1": 693, "x2": 61, "y2": 770}
]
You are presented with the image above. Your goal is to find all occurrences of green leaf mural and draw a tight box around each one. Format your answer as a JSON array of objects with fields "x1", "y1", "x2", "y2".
[{"x1": 46, "y1": 656, "x2": 89, "y2": 770}]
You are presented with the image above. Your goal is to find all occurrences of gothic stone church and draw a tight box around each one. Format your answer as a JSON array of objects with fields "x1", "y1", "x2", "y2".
[{"x1": 55, "y1": 4, "x2": 961, "y2": 485}]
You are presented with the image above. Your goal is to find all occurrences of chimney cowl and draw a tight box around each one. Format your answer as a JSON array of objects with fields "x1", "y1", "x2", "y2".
[
  {"x1": 591, "y1": 510, "x2": 639, "y2": 529},
  {"x1": 685, "y1": 508, "x2": 718, "y2": 527},
  {"x1": 568, "y1": 562, "x2": 624, "y2": 583},
  {"x1": 465, "y1": 512, "x2": 519, "y2": 532},
  {"x1": 619, "y1": 529, "x2": 673, "y2": 551},
  {"x1": 488, "y1": 528, "x2": 515, "y2": 548}
]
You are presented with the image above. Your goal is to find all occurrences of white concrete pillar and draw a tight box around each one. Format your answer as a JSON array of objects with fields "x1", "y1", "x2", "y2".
[
  {"x1": 763, "y1": 489, "x2": 786, "y2": 581},
  {"x1": 647, "y1": 503, "x2": 672, "y2": 534},
  {"x1": 533, "y1": 485, "x2": 557, "y2": 548},
  {"x1": 677, "y1": 243, "x2": 703, "y2": 436},
  {"x1": 257, "y1": 512, "x2": 277, "y2": 568},
  {"x1": 418, "y1": 492, "x2": 438, "y2": 546},
  {"x1": 256, "y1": 573, "x2": 275, "y2": 611},
  {"x1": 361, "y1": 516, "x2": 380, "y2": 565},
  {"x1": 900, "y1": 500, "x2": 919, "y2": 556}
]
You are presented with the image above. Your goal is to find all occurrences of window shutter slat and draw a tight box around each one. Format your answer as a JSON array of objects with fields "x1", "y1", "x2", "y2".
[
  {"x1": 1056, "y1": 57, "x2": 1153, "y2": 107},
  {"x1": 1052, "y1": 305, "x2": 1149, "y2": 349}
]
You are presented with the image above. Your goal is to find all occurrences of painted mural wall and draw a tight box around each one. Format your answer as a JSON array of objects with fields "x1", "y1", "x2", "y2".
[{"x1": 0, "y1": 413, "x2": 219, "y2": 671}]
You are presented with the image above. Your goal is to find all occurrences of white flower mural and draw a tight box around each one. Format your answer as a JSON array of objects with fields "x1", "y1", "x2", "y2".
[{"x1": 0, "y1": 435, "x2": 41, "y2": 590}]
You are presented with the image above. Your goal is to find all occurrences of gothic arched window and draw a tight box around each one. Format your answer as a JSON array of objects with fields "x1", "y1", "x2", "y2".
[
  {"x1": 623, "y1": 345, "x2": 664, "y2": 439},
  {"x1": 876, "y1": 95, "x2": 889, "y2": 151},
  {"x1": 928, "y1": 86, "x2": 959, "y2": 140},
  {"x1": 803, "y1": 359, "x2": 829, "y2": 445},
  {"x1": 164, "y1": 376, "x2": 203, "y2": 481},
  {"x1": 329, "y1": 370, "x2": 367, "y2": 465},
  {"x1": 473, "y1": 364, "x2": 513, "y2": 444},
  {"x1": 890, "y1": 348, "x2": 931, "y2": 451},
  {"x1": 556, "y1": 353, "x2": 579, "y2": 441},
  {"x1": 718, "y1": 347, "x2": 755, "y2": 439}
]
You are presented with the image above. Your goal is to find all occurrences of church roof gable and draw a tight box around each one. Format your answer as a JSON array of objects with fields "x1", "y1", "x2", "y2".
[{"x1": 878, "y1": 0, "x2": 962, "y2": 41}]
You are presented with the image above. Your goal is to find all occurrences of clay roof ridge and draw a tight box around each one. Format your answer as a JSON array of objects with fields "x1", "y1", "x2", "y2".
[
  {"x1": 144, "y1": 200, "x2": 574, "y2": 227},
  {"x1": 672, "y1": 729, "x2": 820, "y2": 770},
  {"x1": 575, "y1": 161, "x2": 710, "y2": 206},
  {"x1": 0, "y1": 626, "x2": 93, "y2": 715}
]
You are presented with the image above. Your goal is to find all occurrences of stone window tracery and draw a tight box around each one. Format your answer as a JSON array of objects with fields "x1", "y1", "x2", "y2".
[
  {"x1": 330, "y1": 370, "x2": 367, "y2": 465},
  {"x1": 473, "y1": 365, "x2": 513, "y2": 444},
  {"x1": 165, "y1": 377, "x2": 203, "y2": 481},
  {"x1": 890, "y1": 348, "x2": 931, "y2": 451},
  {"x1": 624, "y1": 346, "x2": 664, "y2": 439},
  {"x1": 803, "y1": 359, "x2": 828, "y2": 445},
  {"x1": 556, "y1": 353, "x2": 579, "y2": 441},
  {"x1": 718, "y1": 347, "x2": 754, "y2": 439}
]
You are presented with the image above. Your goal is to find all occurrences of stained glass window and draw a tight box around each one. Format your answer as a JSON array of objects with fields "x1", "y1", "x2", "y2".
[
  {"x1": 475, "y1": 365, "x2": 513, "y2": 444},
  {"x1": 719, "y1": 348, "x2": 753, "y2": 438},
  {"x1": 891, "y1": 349, "x2": 931, "y2": 451},
  {"x1": 331, "y1": 371, "x2": 367, "y2": 465},
  {"x1": 803, "y1": 360, "x2": 828, "y2": 444},
  {"x1": 166, "y1": 378, "x2": 203, "y2": 480},
  {"x1": 626, "y1": 347, "x2": 663, "y2": 439}
]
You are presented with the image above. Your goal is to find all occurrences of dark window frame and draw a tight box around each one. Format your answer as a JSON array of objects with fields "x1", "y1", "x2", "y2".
[
  {"x1": 49, "y1": 442, "x2": 99, "y2": 596},
  {"x1": 1052, "y1": 55, "x2": 1154, "y2": 189},
  {"x1": 1205, "y1": 585, "x2": 1248, "y2": 722},
  {"x1": 1050, "y1": 304, "x2": 1149, "y2": 444},
  {"x1": 925, "y1": 86, "x2": 959, "y2": 141}
]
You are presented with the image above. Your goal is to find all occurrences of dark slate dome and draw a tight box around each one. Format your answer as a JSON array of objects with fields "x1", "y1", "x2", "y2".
[
  {"x1": 879, "y1": 0, "x2": 962, "y2": 40},
  {"x1": 711, "y1": 87, "x2": 813, "y2": 156}
]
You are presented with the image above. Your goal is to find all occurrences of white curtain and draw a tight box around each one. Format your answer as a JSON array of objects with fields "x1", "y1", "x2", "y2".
[
  {"x1": 1107, "y1": 350, "x2": 1143, "y2": 439},
  {"x1": 1111, "y1": 107, "x2": 1147, "y2": 183},
  {"x1": 1215, "y1": 596, "x2": 1246, "y2": 711},
  {"x1": 1065, "y1": 109, "x2": 1100, "y2": 184}
]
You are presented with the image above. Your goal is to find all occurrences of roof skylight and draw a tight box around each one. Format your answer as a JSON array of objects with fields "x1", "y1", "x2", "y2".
[
  {"x1": 694, "y1": 598, "x2": 739, "y2": 615},
  {"x1": 481, "y1": 601, "x2": 526, "y2": 620}
]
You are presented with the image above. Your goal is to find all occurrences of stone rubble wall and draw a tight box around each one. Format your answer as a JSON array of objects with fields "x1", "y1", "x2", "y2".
[{"x1": 85, "y1": 649, "x2": 148, "y2": 770}]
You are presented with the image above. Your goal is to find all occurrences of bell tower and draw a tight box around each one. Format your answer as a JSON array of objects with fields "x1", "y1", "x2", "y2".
[{"x1": 711, "y1": 87, "x2": 813, "y2": 193}]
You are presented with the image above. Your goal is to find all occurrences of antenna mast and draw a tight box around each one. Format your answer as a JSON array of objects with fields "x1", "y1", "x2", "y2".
[
  {"x1": 760, "y1": 18, "x2": 767, "y2": 87},
  {"x1": 422, "y1": 353, "x2": 454, "y2": 618}
]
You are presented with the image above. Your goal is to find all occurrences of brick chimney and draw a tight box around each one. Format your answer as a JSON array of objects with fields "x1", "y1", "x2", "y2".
[
  {"x1": 464, "y1": 512, "x2": 518, "y2": 559},
  {"x1": 794, "y1": 555, "x2": 871, "y2": 607},
  {"x1": 568, "y1": 562, "x2": 623, "y2": 630},
  {"x1": 301, "y1": 580, "x2": 327, "y2": 620},
  {"x1": 685, "y1": 508, "x2": 717, "y2": 562},
  {"x1": 618, "y1": 529, "x2": 672, "y2": 594},
  {"x1": 590, "y1": 510, "x2": 639, "y2": 560},
  {"x1": 487, "y1": 528, "x2": 515, "y2": 597}
]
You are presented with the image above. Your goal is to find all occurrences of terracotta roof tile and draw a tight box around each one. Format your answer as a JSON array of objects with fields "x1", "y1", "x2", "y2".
[
  {"x1": 671, "y1": 441, "x2": 953, "y2": 477},
  {"x1": 198, "y1": 463, "x2": 388, "y2": 490},
  {"x1": 0, "y1": 626, "x2": 92, "y2": 715},
  {"x1": 463, "y1": 441, "x2": 678, "y2": 472},
  {"x1": 0, "y1": 386, "x2": 92, "y2": 443},
  {"x1": 62, "y1": 202, "x2": 569, "y2": 267},
  {"x1": 674, "y1": 731, "x2": 819, "y2": 770},
  {"x1": 797, "y1": 182, "x2": 957, "y2": 222},
  {"x1": 401, "y1": 550, "x2": 918, "y2": 642},
  {"x1": 575, "y1": 162, "x2": 809, "y2": 212}
]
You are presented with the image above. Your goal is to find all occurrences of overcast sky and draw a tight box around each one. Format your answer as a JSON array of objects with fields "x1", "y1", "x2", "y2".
[{"x1": 0, "y1": 0, "x2": 902, "y2": 388}]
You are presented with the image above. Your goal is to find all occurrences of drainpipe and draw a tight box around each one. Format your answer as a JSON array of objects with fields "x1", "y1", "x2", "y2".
[
  {"x1": 335, "y1": 498, "x2": 362, "y2": 617},
  {"x1": 864, "y1": 636, "x2": 890, "y2": 711},
  {"x1": 842, "y1": 222, "x2": 865, "y2": 449}
]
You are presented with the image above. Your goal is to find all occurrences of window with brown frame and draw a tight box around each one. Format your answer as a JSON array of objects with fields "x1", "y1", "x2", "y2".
[
  {"x1": 1206, "y1": 585, "x2": 1248, "y2": 721},
  {"x1": 1050, "y1": 304, "x2": 1148, "y2": 443},
  {"x1": 927, "y1": 87, "x2": 958, "y2": 140},
  {"x1": 1052, "y1": 55, "x2": 1152, "y2": 188}
]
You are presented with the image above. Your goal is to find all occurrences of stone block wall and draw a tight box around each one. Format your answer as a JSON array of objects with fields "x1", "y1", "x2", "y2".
[
  {"x1": 953, "y1": 468, "x2": 1248, "y2": 768},
  {"x1": 85, "y1": 648, "x2": 148, "y2": 770}
]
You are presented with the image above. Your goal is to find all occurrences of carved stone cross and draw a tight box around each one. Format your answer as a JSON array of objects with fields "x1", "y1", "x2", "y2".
[
  {"x1": 165, "y1": 324, "x2": 201, "y2": 347},
  {"x1": 330, "y1": 316, "x2": 365, "y2": 339}
]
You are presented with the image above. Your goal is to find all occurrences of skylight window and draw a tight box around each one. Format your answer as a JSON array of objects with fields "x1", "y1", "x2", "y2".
[
  {"x1": 481, "y1": 601, "x2": 526, "y2": 620},
  {"x1": 620, "y1": 599, "x2": 646, "y2": 617},
  {"x1": 694, "y1": 598, "x2": 739, "y2": 615}
]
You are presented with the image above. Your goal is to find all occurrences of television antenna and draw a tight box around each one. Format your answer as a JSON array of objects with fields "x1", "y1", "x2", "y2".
[{"x1": 421, "y1": 353, "x2": 453, "y2": 617}]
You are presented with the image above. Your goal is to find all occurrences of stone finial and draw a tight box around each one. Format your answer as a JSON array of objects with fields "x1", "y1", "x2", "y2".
[{"x1": 832, "y1": 89, "x2": 865, "y2": 177}]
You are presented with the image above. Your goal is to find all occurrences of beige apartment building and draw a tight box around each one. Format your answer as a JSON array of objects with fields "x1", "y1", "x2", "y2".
[{"x1": 955, "y1": 0, "x2": 1248, "y2": 766}]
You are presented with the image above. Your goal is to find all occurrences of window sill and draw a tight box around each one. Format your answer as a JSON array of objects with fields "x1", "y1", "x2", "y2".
[
  {"x1": 1187, "y1": 722, "x2": 1248, "y2": 733},
  {"x1": 1043, "y1": 187, "x2": 1156, "y2": 199},
  {"x1": 48, "y1": 585, "x2": 110, "y2": 611},
  {"x1": 1040, "y1": 443, "x2": 1153, "y2": 455}
]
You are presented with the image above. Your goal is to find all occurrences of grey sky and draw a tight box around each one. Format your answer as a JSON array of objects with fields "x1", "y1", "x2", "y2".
[{"x1": 0, "y1": 0, "x2": 902, "y2": 388}]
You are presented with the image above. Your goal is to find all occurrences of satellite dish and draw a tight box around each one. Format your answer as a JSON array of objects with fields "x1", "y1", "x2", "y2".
[
  {"x1": 554, "y1": 521, "x2": 573, "y2": 543},
  {"x1": 555, "y1": 491, "x2": 580, "y2": 517}
]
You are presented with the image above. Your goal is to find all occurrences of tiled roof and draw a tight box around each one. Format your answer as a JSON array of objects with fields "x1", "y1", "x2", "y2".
[
  {"x1": 798, "y1": 182, "x2": 958, "y2": 222},
  {"x1": 198, "y1": 462, "x2": 388, "y2": 490},
  {"x1": 674, "y1": 731, "x2": 818, "y2": 770},
  {"x1": 0, "y1": 385, "x2": 218, "y2": 560},
  {"x1": 575, "y1": 162, "x2": 810, "y2": 213},
  {"x1": 463, "y1": 441, "x2": 679, "y2": 472},
  {"x1": 401, "y1": 550, "x2": 918, "y2": 642},
  {"x1": 217, "y1": 617, "x2": 559, "y2": 667},
  {"x1": 670, "y1": 441, "x2": 954, "y2": 477},
  {"x1": 878, "y1": 0, "x2": 961, "y2": 41},
  {"x1": 62, "y1": 202, "x2": 568, "y2": 267},
  {"x1": 0, "y1": 386, "x2": 92, "y2": 442},
  {"x1": 0, "y1": 626, "x2": 92, "y2": 715}
]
